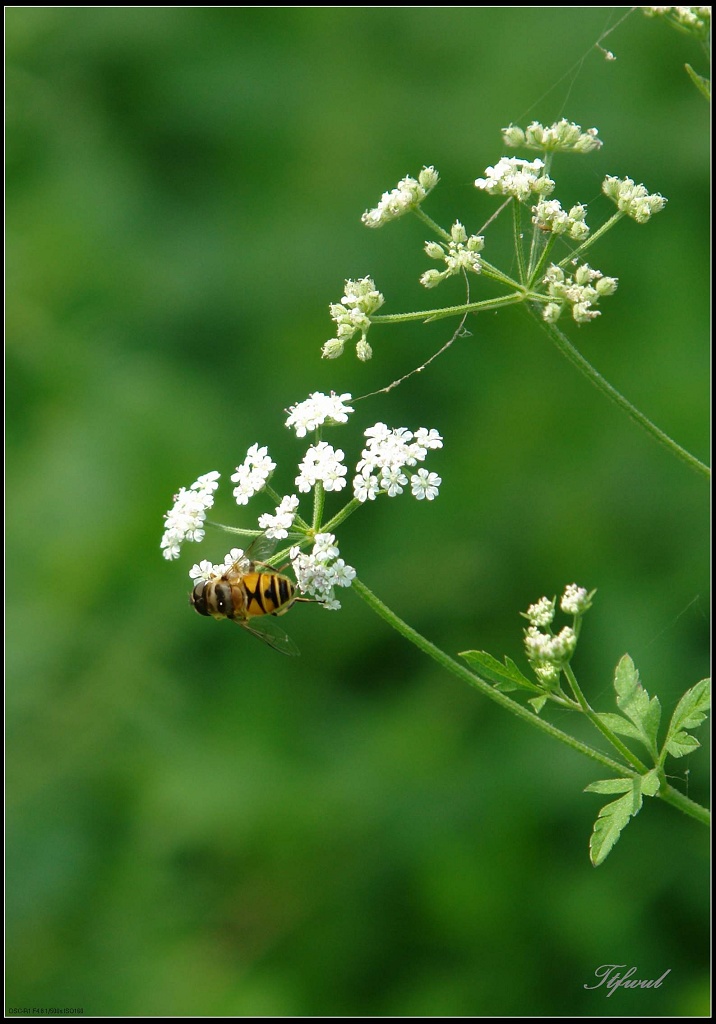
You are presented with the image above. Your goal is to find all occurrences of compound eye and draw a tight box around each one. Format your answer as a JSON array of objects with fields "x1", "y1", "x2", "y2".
[{"x1": 190, "y1": 580, "x2": 209, "y2": 616}]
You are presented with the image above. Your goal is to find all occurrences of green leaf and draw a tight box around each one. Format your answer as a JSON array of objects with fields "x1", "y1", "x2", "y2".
[
  {"x1": 663, "y1": 678, "x2": 711, "y2": 759},
  {"x1": 585, "y1": 778, "x2": 634, "y2": 795},
  {"x1": 685, "y1": 63, "x2": 711, "y2": 100},
  {"x1": 528, "y1": 694, "x2": 549, "y2": 714},
  {"x1": 587, "y1": 771, "x2": 660, "y2": 866},
  {"x1": 613, "y1": 654, "x2": 661, "y2": 755},
  {"x1": 459, "y1": 650, "x2": 540, "y2": 692},
  {"x1": 589, "y1": 790, "x2": 638, "y2": 866},
  {"x1": 595, "y1": 712, "x2": 643, "y2": 742}
]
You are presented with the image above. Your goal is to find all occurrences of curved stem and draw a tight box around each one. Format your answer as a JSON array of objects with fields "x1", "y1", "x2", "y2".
[
  {"x1": 352, "y1": 578, "x2": 710, "y2": 825},
  {"x1": 531, "y1": 310, "x2": 710, "y2": 479},
  {"x1": 353, "y1": 578, "x2": 634, "y2": 775}
]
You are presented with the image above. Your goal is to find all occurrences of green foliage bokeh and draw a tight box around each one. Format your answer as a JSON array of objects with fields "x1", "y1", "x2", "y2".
[{"x1": 7, "y1": 7, "x2": 709, "y2": 1017}]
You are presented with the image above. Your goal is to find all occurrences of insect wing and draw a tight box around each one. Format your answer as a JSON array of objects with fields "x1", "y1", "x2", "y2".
[
  {"x1": 243, "y1": 532, "x2": 280, "y2": 567},
  {"x1": 237, "y1": 614, "x2": 300, "y2": 657}
]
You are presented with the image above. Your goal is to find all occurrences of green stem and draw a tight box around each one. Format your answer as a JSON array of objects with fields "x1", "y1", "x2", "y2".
[
  {"x1": 370, "y1": 292, "x2": 525, "y2": 326},
  {"x1": 560, "y1": 211, "x2": 623, "y2": 266},
  {"x1": 532, "y1": 311, "x2": 710, "y2": 479},
  {"x1": 512, "y1": 199, "x2": 527, "y2": 285},
  {"x1": 413, "y1": 206, "x2": 452, "y2": 243},
  {"x1": 353, "y1": 578, "x2": 710, "y2": 826},
  {"x1": 562, "y1": 663, "x2": 650, "y2": 774},
  {"x1": 353, "y1": 578, "x2": 634, "y2": 775}
]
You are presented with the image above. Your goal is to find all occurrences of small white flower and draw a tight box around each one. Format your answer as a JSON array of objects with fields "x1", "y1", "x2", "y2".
[
  {"x1": 642, "y1": 6, "x2": 711, "y2": 39},
  {"x1": 258, "y1": 494, "x2": 300, "y2": 540},
  {"x1": 291, "y1": 533, "x2": 355, "y2": 611},
  {"x1": 296, "y1": 442, "x2": 348, "y2": 494},
  {"x1": 161, "y1": 470, "x2": 220, "y2": 560},
  {"x1": 475, "y1": 157, "x2": 555, "y2": 201},
  {"x1": 361, "y1": 166, "x2": 439, "y2": 228},
  {"x1": 189, "y1": 559, "x2": 218, "y2": 582},
  {"x1": 231, "y1": 445, "x2": 276, "y2": 505},
  {"x1": 353, "y1": 423, "x2": 443, "y2": 502},
  {"x1": 285, "y1": 392, "x2": 354, "y2": 438},
  {"x1": 410, "y1": 468, "x2": 441, "y2": 500}
]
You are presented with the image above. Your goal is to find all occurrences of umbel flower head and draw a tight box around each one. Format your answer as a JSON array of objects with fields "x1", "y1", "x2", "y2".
[
  {"x1": 602, "y1": 176, "x2": 668, "y2": 223},
  {"x1": 420, "y1": 221, "x2": 485, "y2": 289},
  {"x1": 502, "y1": 119, "x2": 603, "y2": 154},
  {"x1": 642, "y1": 6, "x2": 711, "y2": 40},
  {"x1": 475, "y1": 156, "x2": 555, "y2": 201},
  {"x1": 361, "y1": 166, "x2": 440, "y2": 229},
  {"x1": 323, "y1": 278, "x2": 384, "y2": 361},
  {"x1": 161, "y1": 471, "x2": 220, "y2": 560},
  {"x1": 532, "y1": 199, "x2": 590, "y2": 241},
  {"x1": 542, "y1": 262, "x2": 618, "y2": 324}
]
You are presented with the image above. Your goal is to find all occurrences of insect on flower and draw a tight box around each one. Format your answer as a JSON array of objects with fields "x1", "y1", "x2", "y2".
[{"x1": 189, "y1": 533, "x2": 307, "y2": 656}]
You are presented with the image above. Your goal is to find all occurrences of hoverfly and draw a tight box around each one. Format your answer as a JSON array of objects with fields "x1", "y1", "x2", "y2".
[{"x1": 189, "y1": 533, "x2": 302, "y2": 656}]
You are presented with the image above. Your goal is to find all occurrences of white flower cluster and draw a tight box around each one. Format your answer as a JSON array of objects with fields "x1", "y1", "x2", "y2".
[
  {"x1": 560, "y1": 584, "x2": 595, "y2": 617},
  {"x1": 296, "y1": 442, "x2": 348, "y2": 493},
  {"x1": 285, "y1": 391, "x2": 354, "y2": 437},
  {"x1": 420, "y1": 221, "x2": 485, "y2": 289},
  {"x1": 361, "y1": 166, "x2": 440, "y2": 229},
  {"x1": 231, "y1": 444, "x2": 276, "y2": 505},
  {"x1": 502, "y1": 119, "x2": 603, "y2": 154},
  {"x1": 290, "y1": 533, "x2": 356, "y2": 611},
  {"x1": 642, "y1": 6, "x2": 711, "y2": 37},
  {"x1": 602, "y1": 175, "x2": 668, "y2": 224},
  {"x1": 524, "y1": 596, "x2": 556, "y2": 629},
  {"x1": 532, "y1": 199, "x2": 590, "y2": 241},
  {"x1": 323, "y1": 278, "x2": 384, "y2": 361},
  {"x1": 161, "y1": 471, "x2": 220, "y2": 560},
  {"x1": 353, "y1": 424, "x2": 443, "y2": 502},
  {"x1": 542, "y1": 263, "x2": 618, "y2": 324},
  {"x1": 189, "y1": 546, "x2": 251, "y2": 583},
  {"x1": 475, "y1": 157, "x2": 555, "y2": 202},
  {"x1": 258, "y1": 494, "x2": 300, "y2": 540}
]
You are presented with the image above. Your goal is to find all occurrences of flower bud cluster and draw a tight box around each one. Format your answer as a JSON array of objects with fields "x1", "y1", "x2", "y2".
[
  {"x1": 502, "y1": 119, "x2": 602, "y2": 154},
  {"x1": 475, "y1": 157, "x2": 555, "y2": 201},
  {"x1": 532, "y1": 199, "x2": 590, "y2": 241},
  {"x1": 361, "y1": 166, "x2": 440, "y2": 229},
  {"x1": 420, "y1": 221, "x2": 485, "y2": 289},
  {"x1": 602, "y1": 176, "x2": 668, "y2": 223},
  {"x1": 542, "y1": 263, "x2": 618, "y2": 324},
  {"x1": 323, "y1": 278, "x2": 384, "y2": 361},
  {"x1": 642, "y1": 6, "x2": 711, "y2": 39}
]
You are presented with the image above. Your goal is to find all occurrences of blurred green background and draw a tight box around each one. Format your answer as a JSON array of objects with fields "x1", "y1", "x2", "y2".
[{"x1": 6, "y1": 7, "x2": 709, "y2": 1017}]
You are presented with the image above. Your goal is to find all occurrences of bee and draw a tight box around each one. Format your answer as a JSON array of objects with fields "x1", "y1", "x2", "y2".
[{"x1": 190, "y1": 533, "x2": 302, "y2": 656}]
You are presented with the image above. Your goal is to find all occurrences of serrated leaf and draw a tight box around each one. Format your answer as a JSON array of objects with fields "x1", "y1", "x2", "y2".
[
  {"x1": 595, "y1": 712, "x2": 644, "y2": 742},
  {"x1": 664, "y1": 678, "x2": 711, "y2": 760},
  {"x1": 459, "y1": 650, "x2": 540, "y2": 692},
  {"x1": 587, "y1": 771, "x2": 659, "y2": 865},
  {"x1": 589, "y1": 790, "x2": 638, "y2": 866},
  {"x1": 613, "y1": 654, "x2": 661, "y2": 754},
  {"x1": 585, "y1": 778, "x2": 634, "y2": 795},
  {"x1": 641, "y1": 768, "x2": 660, "y2": 797}
]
